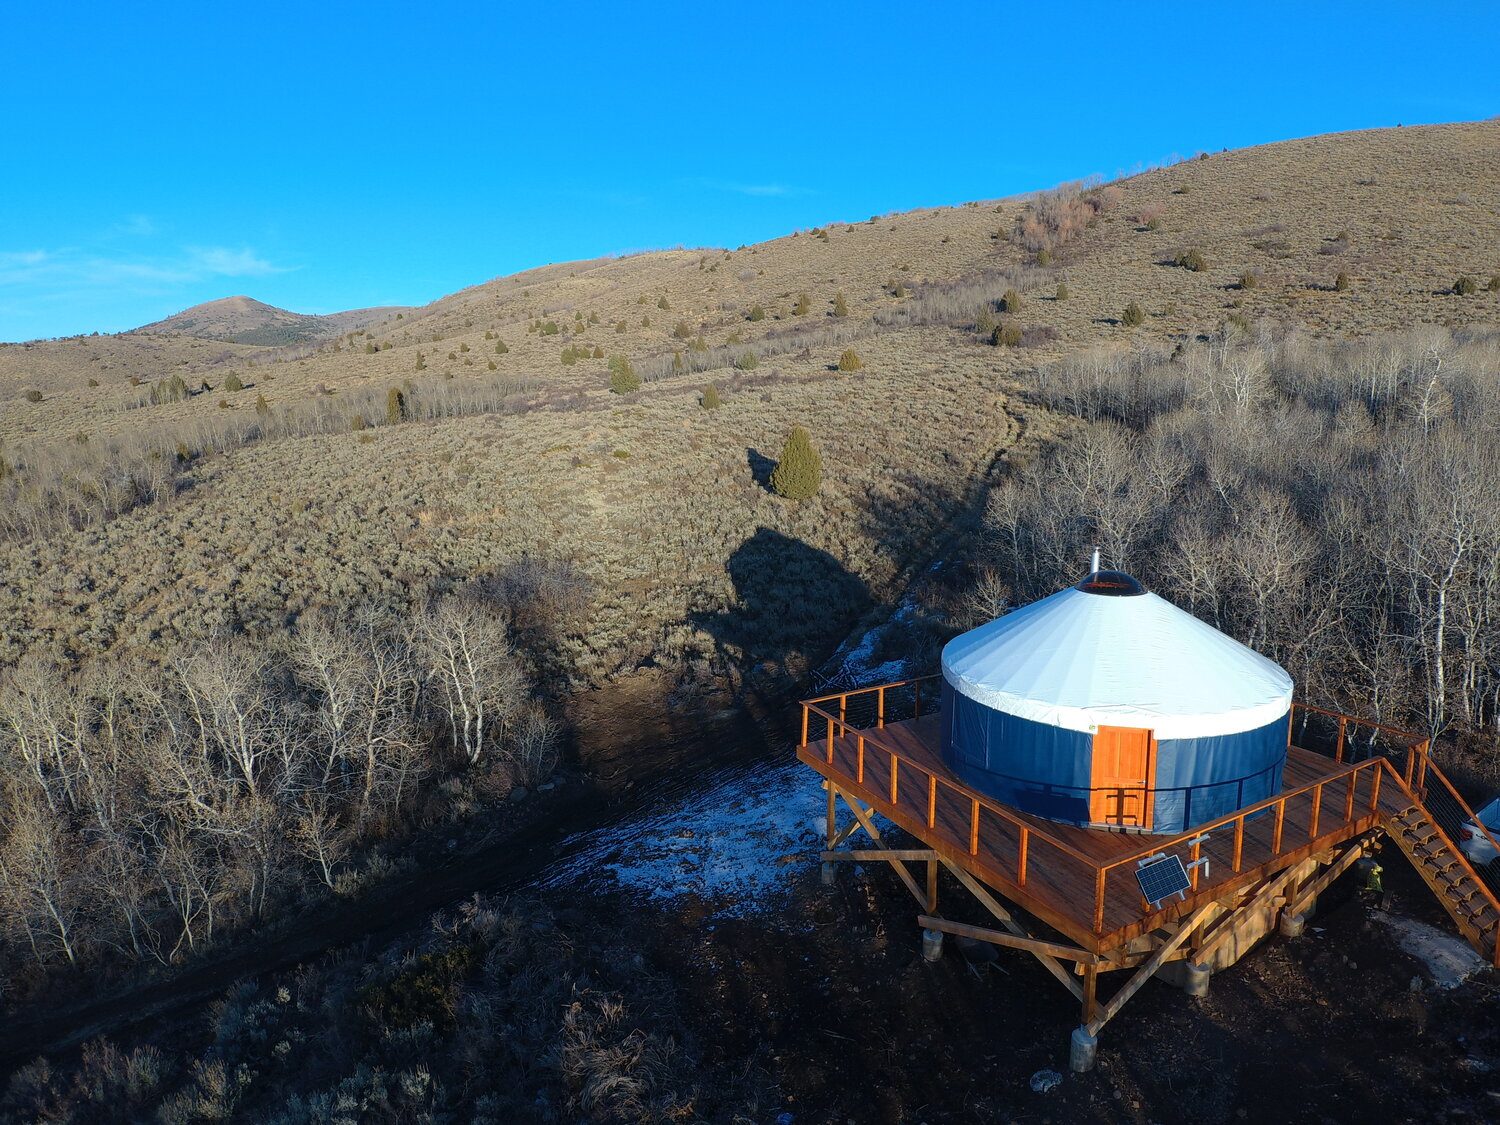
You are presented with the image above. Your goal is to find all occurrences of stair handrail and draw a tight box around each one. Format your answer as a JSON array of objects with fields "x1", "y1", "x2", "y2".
[
  {"x1": 1379, "y1": 759, "x2": 1500, "y2": 967},
  {"x1": 1407, "y1": 751, "x2": 1500, "y2": 883}
]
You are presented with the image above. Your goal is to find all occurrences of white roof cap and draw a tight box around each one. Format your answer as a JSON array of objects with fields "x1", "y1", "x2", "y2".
[{"x1": 941, "y1": 581, "x2": 1293, "y2": 739}]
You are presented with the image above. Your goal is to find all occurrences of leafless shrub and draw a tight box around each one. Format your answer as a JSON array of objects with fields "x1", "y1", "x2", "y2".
[{"x1": 991, "y1": 325, "x2": 1500, "y2": 740}]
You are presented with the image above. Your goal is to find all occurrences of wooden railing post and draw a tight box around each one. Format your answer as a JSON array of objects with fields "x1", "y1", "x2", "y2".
[
  {"x1": 1017, "y1": 828, "x2": 1029, "y2": 888},
  {"x1": 927, "y1": 774, "x2": 936, "y2": 828},
  {"x1": 826, "y1": 715, "x2": 835, "y2": 764},
  {"x1": 839, "y1": 694, "x2": 848, "y2": 726},
  {"x1": 877, "y1": 686, "x2": 886, "y2": 729},
  {"x1": 969, "y1": 797, "x2": 979, "y2": 856},
  {"x1": 1335, "y1": 716, "x2": 1347, "y2": 763},
  {"x1": 890, "y1": 756, "x2": 900, "y2": 806},
  {"x1": 1272, "y1": 798, "x2": 1285, "y2": 854},
  {"x1": 1093, "y1": 868, "x2": 1106, "y2": 933},
  {"x1": 914, "y1": 679, "x2": 923, "y2": 719},
  {"x1": 1370, "y1": 760, "x2": 1382, "y2": 813},
  {"x1": 1232, "y1": 816, "x2": 1245, "y2": 873},
  {"x1": 1343, "y1": 770, "x2": 1356, "y2": 823},
  {"x1": 800, "y1": 706, "x2": 809, "y2": 748},
  {"x1": 1309, "y1": 783, "x2": 1323, "y2": 840},
  {"x1": 856, "y1": 735, "x2": 865, "y2": 784}
]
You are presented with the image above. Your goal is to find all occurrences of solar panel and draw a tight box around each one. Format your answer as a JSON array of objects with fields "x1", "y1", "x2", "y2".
[{"x1": 1135, "y1": 855, "x2": 1192, "y2": 909}]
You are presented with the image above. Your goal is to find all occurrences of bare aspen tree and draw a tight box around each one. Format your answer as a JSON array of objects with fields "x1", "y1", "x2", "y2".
[
  {"x1": 416, "y1": 597, "x2": 525, "y2": 765},
  {"x1": 0, "y1": 785, "x2": 84, "y2": 965}
]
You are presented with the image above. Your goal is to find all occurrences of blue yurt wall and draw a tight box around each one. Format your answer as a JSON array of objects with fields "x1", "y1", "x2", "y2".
[{"x1": 940, "y1": 571, "x2": 1294, "y2": 835}]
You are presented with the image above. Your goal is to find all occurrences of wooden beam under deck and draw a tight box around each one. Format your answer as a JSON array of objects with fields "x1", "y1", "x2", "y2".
[{"x1": 800, "y1": 714, "x2": 1392, "y2": 954}]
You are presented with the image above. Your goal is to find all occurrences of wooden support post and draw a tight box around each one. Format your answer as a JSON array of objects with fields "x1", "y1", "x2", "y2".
[
  {"x1": 1193, "y1": 867, "x2": 1303, "y2": 967},
  {"x1": 917, "y1": 916, "x2": 1100, "y2": 964},
  {"x1": 822, "y1": 849, "x2": 940, "y2": 863},
  {"x1": 1285, "y1": 840, "x2": 1369, "y2": 919},
  {"x1": 926, "y1": 859, "x2": 938, "y2": 914},
  {"x1": 939, "y1": 859, "x2": 1083, "y2": 1000},
  {"x1": 826, "y1": 783, "x2": 837, "y2": 848},
  {"x1": 1085, "y1": 902, "x2": 1219, "y2": 1037},
  {"x1": 1082, "y1": 965, "x2": 1099, "y2": 1026},
  {"x1": 837, "y1": 792, "x2": 927, "y2": 909}
]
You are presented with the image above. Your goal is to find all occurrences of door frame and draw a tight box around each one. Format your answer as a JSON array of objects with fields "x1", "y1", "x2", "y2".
[{"x1": 1089, "y1": 725, "x2": 1156, "y2": 830}]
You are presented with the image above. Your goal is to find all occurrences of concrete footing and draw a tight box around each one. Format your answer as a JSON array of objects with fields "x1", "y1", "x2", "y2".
[
  {"x1": 921, "y1": 928, "x2": 945, "y2": 962},
  {"x1": 1184, "y1": 961, "x2": 1212, "y2": 997},
  {"x1": 1069, "y1": 1026, "x2": 1098, "y2": 1073},
  {"x1": 820, "y1": 862, "x2": 836, "y2": 886},
  {"x1": 1280, "y1": 910, "x2": 1307, "y2": 939}
]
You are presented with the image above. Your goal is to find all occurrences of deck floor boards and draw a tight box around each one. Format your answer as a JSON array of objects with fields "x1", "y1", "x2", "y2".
[{"x1": 798, "y1": 713, "x2": 1383, "y2": 951}]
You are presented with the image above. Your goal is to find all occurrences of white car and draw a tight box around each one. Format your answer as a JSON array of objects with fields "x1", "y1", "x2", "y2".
[{"x1": 1458, "y1": 796, "x2": 1500, "y2": 871}]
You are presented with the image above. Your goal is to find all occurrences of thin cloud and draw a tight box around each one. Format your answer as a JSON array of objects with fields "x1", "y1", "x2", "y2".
[
  {"x1": 0, "y1": 245, "x2": 293, "y2": 291},
  {"x1": 115, "y1": 214, "x2": 158, "y2": 237},
  {"x1": 700, "y1": 180, "x2": 812, "y2": 198},
  {"x1": 184, "y1": 245, "x2": 282, "y2": 277}
]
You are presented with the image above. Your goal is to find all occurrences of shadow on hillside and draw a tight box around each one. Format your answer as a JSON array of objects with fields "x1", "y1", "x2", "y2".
[
  {"x1": 693, "y1": 527, "x2": 871, "y2": 686},
  {"x1": 746, "y1": 447, "x2": 776, "y2": 488}
]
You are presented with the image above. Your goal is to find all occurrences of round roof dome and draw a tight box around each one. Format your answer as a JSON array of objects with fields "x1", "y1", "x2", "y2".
[{"x1": 941, "y1": 576, "x2": 1293, "y2": 740}]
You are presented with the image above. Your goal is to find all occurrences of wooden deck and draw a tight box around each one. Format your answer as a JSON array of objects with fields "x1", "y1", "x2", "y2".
[{"x1": 798, "y1": 710, "x2": 1397, "y2": 954}]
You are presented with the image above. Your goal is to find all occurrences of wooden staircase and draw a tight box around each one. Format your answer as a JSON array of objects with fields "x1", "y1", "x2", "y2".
[{"x1": 1380, "y1": 799, "x2": 1500, "y2": 963}]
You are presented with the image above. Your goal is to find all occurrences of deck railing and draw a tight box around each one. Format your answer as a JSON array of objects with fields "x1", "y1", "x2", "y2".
[{"x1": 800, "y1": 678, "x2": 1402, "y2": 936}]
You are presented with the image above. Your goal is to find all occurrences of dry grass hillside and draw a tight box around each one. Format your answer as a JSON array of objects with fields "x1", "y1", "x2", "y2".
[
  {"x1": 5, "y1": 121, "x2": 1500, "y2": 1094},
  {"x1": 1, "y1": 120, "x2": 1498, "y2": 711},
  {"x1": 134, "y1": 295, "x2": 412, "y2": 346}
]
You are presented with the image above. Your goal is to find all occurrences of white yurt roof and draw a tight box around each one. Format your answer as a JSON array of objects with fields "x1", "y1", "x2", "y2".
[{"x1": 941, "y1": 576, "x2": 1293, "y2": 740}]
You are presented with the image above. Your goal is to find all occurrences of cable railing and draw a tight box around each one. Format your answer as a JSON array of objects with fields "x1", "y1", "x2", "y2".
[{"x1": 800, "y1": 678, "x2": 1396, "y2": 937}]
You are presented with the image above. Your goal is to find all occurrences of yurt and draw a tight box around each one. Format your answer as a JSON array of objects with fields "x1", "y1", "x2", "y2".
[{"x1": 940, "y1": 570, "x2": 1294, "y2": 835}]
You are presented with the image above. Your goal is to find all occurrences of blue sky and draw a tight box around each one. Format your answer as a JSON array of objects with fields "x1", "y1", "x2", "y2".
[{"x1": 1, "y1": 1, "x2": 1494, "y2": 341}]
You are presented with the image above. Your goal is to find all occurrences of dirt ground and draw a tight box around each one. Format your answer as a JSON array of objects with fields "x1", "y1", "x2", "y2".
[
  {"x1": 598, "y1": 834, "x2": 1500, "y2": 1125},
  {"x1": 4, "y1": 757, "x2": 1497, "y2": 1124}
]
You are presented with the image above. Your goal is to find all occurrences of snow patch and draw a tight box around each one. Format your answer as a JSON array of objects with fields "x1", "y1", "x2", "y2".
[
  {"x1": 828, "y1": 596, "x2": 921, "y2": 688},
  {"x1": 541, "y1": 761, "x2": 888, "y2": 919},
  {"x1": 1373, "y1": 912, "x2": 1487, "y2": 989}
]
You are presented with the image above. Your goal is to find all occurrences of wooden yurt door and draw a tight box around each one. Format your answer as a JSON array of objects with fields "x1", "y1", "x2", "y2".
[{"x1": 1090, "y1": 726, "x2": 1155, "y2": 829}]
